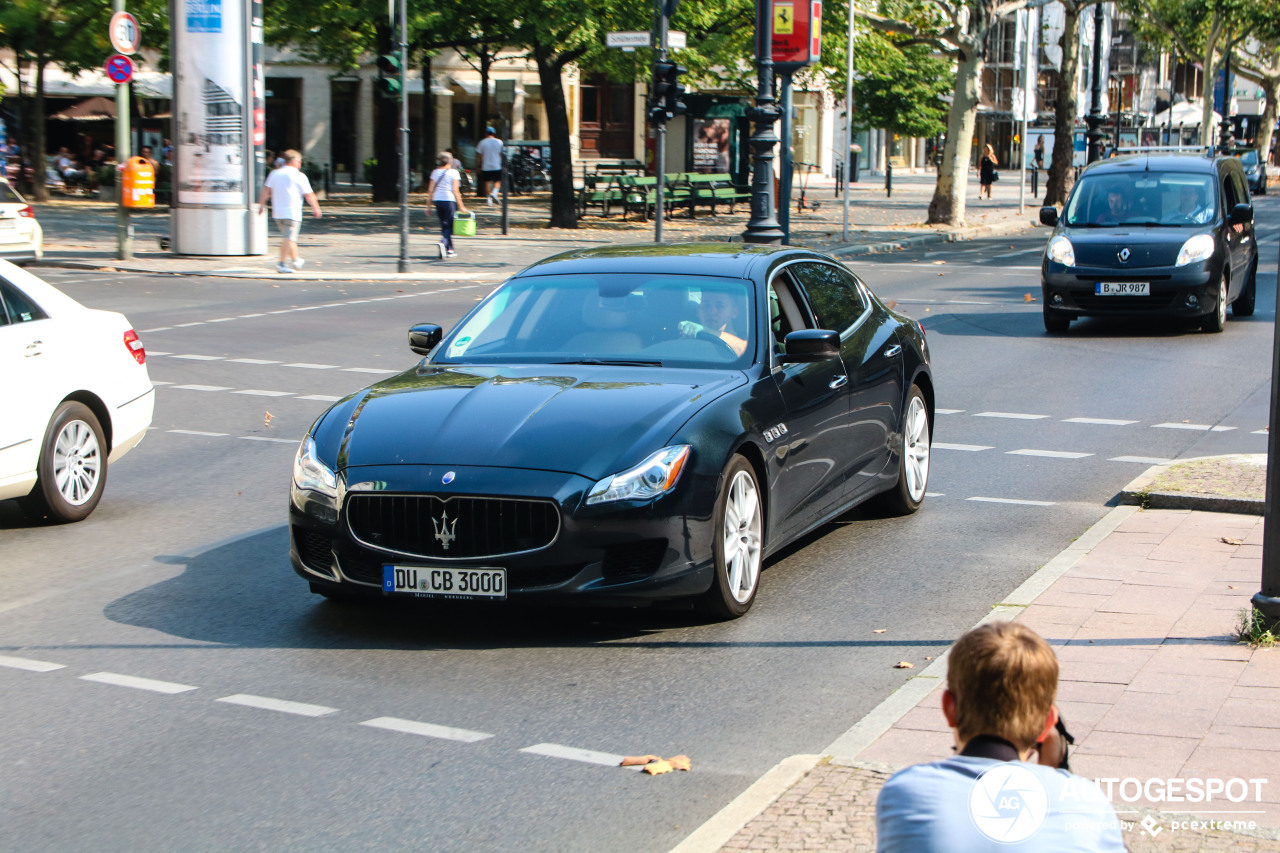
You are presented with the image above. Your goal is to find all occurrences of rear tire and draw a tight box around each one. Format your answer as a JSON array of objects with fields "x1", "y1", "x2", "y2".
[
  {"x1": 874, "y1": 385, "x2": 931, "y2": 515},
  {"x1": 24, "y1": 402, "x2": 107, "y2": 523},
  {"x1": 698, "y1": 456, "x2": 763, "y2": 620},
  {"x1": 1232, "y1": 258, "x2": 1257, "y2": 317},
  {"x1": 1043, "y1": 306, "x2": 1070, "y2": 333},
  {"x1": 1202, "y1": 273, "x2": 1228, "y2": 333}
]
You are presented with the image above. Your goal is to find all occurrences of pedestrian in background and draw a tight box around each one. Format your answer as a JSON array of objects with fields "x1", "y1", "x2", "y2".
[
  {"x1": 1034, "y1": 136, "x2": 1045, "y2": 173},
  {"x1": 875, "y1": 622, "x2": 1124, "y2": 852},
  {"x1": 256, "y1": 149, "x2": 322, "y2": 274},
  {"x1": 427, "y1": 151, "x2": 468, "y2": 258},
  {"x1": 476, "y1": 127, "x2": 504, "y2": 205},
  {"x1": 978, "y1": 144, "x2": 998, "y2": 199}
]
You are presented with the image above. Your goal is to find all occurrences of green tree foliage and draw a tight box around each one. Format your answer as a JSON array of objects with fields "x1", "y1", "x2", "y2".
[{"x1": 824, "y1": 28, "x2": 951, "y2": 141}]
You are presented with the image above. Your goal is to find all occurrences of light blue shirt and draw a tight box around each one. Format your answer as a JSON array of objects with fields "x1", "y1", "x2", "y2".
[{"x1": 876, "y1": 756, "x2": 1126, "y2": 852}]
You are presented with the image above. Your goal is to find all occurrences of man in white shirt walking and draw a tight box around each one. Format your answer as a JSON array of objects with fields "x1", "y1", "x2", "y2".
[
  {"x1": 257, "y1": 149, "x2": 322, "y2": 273},
  {"x1": 475, "y1": 127, "x2": 504, "y2": 206}
]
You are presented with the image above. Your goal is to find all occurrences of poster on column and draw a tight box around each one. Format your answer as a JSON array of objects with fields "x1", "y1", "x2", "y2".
[
  {"x1": 693, "y1": 119, "x2": 731, "y2": 173},
  {"x1": 174, "y1": 0, "x2": 248, "y2": 204}
]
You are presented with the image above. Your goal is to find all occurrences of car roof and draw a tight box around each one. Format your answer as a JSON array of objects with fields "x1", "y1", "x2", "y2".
[
  {"x1": 1082, "y1": 153, "x2": 1221, "y2": 177},
  {"x1": 513, "y1": 242, "x2": 806, "y2": 280}
]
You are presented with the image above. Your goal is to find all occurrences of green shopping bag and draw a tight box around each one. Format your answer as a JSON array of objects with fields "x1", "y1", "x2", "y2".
[{"x1": 453, "y1": 211, "x2": 476, "y2": 237}]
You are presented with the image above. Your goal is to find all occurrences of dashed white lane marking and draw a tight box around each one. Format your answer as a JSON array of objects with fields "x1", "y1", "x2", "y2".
[
  {"x1": 282, "y1": 363, "x2": 338, "y2": 370},
  {"x1": 141, "y1": 327, "x2": 172, "y2": 333},
  {"x1": 360, "y1": 717, "x2": 494, "y2": 742},
  {"x1": 991, "y1": 248, "x2": 1042, "y2": 259},
  {"x1": 240, "y1": 436, "x2": 300, "y2": 444},
  {"x1": 217, "y1": 694, "x2": 338, "y2": 717},
  {"x1": 935, "y1": 409, "x2": 964, "y2": 415},
  {"x1": 172, "y1": 354, "x2": 223, "y2": 360},
  {"x1": 1153, "y1": 423, "x2": 1236, "y2": 432},
  {"x1": 151, "y1": 381, "x2": 173, "y2": 386},
  {"x1": 298, "y1": 394, "x2": 343, "y2": 402},
  {"x1": 207, "y1": 318, "x2": 236, "y2": 323},
  {"x1": 925, "y1": 492, "x2": 944, "y2": 497},
  {"x1": 934, "y1": 443, "x2": 993, "y2": 451},
  {"x1": 228, "y1": 358, "x2": 280, "y2": 365},
  {"x1": 175, "y1": 322, "x2": 205, "y2": 327},
  {"x1": 239, "y1": 314, "x2": 266, "y2": 319},
  {"x1": 1063, "y1": 417, "x2": 1138, "y2": 426},
  {"x1": 80, "y1": 672, "x2": 197, "y2": 694},
  {"x1": 519, "y1": 743, "x2": 629, "y2": 767},
  {"x1": 967, "y1": 497, "x2": 1057, "y2": 507},
  {"x1": 1254, "y1": 430, "x2": 1270, "y2": 435},
  {"x1": 1007, "y1": 449, "x2": 1094, "y2": 459},
  {"x1": 234, "y1": 389, "x2": 295, "y2": 397},
  {"x1": 0, "y1": 654, "x2": 66, "y2": 672},
  {"x1": 975, "y1": 412, "x2": 1050, "y2": 420},
  {"x1": 168, "y1": 429, "x2": 230, "y2": 437},
  {"x1": 1110, "y1": 456, "x2": 1173, "y2": 464},
  {"x1": 172, "y1": 384, "x2": 233, "y2": 392}
]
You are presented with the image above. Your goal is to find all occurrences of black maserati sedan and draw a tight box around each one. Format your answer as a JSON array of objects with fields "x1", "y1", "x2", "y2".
[
  {"x1": 289, "y1": 243, "x2": 933, "y2": 619},
  {"x1": 1039, "y1": 152, "x2": 1258, "y2": 333}
]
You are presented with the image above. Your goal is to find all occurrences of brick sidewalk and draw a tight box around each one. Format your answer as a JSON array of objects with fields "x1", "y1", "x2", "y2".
[{"x1": 709, "y1": 505, "x2": 1280, "y2": 852}]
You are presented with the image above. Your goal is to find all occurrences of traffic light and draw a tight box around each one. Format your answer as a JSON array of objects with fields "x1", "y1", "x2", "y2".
[
  {"x1": 376, "y1": 54, "x2": 402, "y2": 99},
  {"x1": 650, "y1": 59, "x2": 687, "y2": 124}
]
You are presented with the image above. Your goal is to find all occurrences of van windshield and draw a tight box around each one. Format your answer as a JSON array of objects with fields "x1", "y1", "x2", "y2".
[{"x1": 1064, "y1": 173, "x2": 1217, "y2": 227}]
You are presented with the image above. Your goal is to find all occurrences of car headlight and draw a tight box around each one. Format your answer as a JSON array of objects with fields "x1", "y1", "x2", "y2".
[
  {"x1": 1046, "y1": 235, "x2": 1075, "y2": 267},
  {"x1": 586, "y1": 445, "x2": 691, "y2": 505},
  {"x1": 293, "y1": 435, "x2": 338, "y2": 498},
  {"x1": 1175, "y1": 233, "x2": 1216, "y2": 267}
]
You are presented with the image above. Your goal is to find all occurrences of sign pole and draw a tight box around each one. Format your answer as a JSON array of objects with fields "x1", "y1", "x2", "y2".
[
  {"x1": 396, "y1": 0, "x2": 409, "y2": 272},
  {"x1": 841, "y1": 0, "x2": 855, "y2": 243},
  {"x1": 654, "y1": 0, "x2": 669, "y2": 244},
  {"x1": 778, "y1": 70, "x2": 793, "y2": 244},
  {"x1": 113, "y1": 0, "x2": 133, "y2": 259}
]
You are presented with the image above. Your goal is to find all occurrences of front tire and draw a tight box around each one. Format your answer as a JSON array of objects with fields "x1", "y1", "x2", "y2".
[
  {"x1": 1043, "y1": 306, "x2": 1070, "y2": 334},
  {"x1": 698, "y1": 456, "x2": 763, "y2": 620},
  {"x1": 1232, "y1": 258, "x2": 1257, "y2": 317},
  {"x1": 875, "y1": 385, "x2": 931, "y2": 515},
  {"x1": 24, "y1": 401, "x2": 107, "y2": 523},
  {"x1": 1202, "y1": 272, "x2": 1228, "y2": 333}
]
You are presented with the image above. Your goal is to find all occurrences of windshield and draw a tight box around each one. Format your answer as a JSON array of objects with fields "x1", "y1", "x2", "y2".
[
  {"x1": 1236, "y1": 150, "x2": 1259, "y2": 166},
  {"x1": 1064, "y1": 172, "x2": 1218, "y2": 227},
  {"x1": 432, "y1": 273, "x2": 756, "y2": 369}
]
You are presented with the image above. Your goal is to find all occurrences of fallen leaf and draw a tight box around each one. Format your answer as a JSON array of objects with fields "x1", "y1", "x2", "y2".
[
  {"x1": 885, "y1": 300, "x2": 897, "y2": 309},
  {"x1": 667, "y1": 755, "x2": 692, "y2": 771},
  {"x1": 643, "y1": 760, "x2": 674, "y2": 776},
  {"x1": 932, "y1": 260, "x2": 947, "y2": 265},
  {"x1": 1228, "y1": 585, "x2": 1238, "y2": 589},
  {"x1": 1024, "y1": 293, "x2": 1037, "y2": 302},
  {"x1": 620, "y1": 755, "x2": 660, "y2": 767},
  {"x1": 894, "y1": 661, "x2": 915, "y2": 669},
  {"x1": 925, "y1": 656, "x2": 934, "y2": 661},
  {"x1": 1221, "y1": 537, "x2": 1243, "y2": 546},
  {"x1": 264, "y1": 411, "x2": 275, "y2": 427}
]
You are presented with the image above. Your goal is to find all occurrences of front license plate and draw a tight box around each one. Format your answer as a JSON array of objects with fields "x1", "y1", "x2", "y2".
[
  {"x1": 383, "y1": 565, "x2": 507, "y2": 600},
  {"x1": 1095, "y1": 281, "x2": 1149, "y2": 296}
]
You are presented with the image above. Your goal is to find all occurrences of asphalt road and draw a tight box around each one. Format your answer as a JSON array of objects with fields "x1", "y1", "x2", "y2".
[{"x1": 2, "y1": 198, "x2": 1277, "y2": 852}]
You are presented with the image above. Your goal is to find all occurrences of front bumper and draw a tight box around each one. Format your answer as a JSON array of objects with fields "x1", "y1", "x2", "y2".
[
  {"x1": 288, "y1": 462, "x2": 719, "y2": 605},
  {"x1": 1041, "y1": 260, "x2": 1220, "y2": 318}
]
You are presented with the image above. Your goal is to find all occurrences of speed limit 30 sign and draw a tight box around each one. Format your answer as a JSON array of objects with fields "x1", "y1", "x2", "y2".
[{"x1": 110, "y1": 11, "x2": 142, "y2": 55}]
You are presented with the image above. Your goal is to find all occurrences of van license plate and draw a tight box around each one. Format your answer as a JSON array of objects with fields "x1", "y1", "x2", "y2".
[{"x1": 1095, "y1": 282, "x2": 1149, "y2": 296}]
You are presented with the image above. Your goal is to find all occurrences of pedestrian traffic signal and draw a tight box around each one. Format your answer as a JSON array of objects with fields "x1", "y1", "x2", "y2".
[
  {"x1": 376, "y1": 54, "x2": 402, "y2": 99},
  {"x1": 650, "y1": 59, "x2": 687, "y2": 124}
]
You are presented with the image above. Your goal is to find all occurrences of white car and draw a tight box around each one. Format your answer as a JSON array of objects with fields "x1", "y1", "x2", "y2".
[
  {"x1": 0, "y1": 261, "x2": 154, "y2": 522},
  {"x1": 0, "y1": 179, "x2": 43, "y2": 264}
]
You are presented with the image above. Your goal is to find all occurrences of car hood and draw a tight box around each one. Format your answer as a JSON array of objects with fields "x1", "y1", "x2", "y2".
[
  {"x1": 1058, "y1": 225, "x2": 1211, "y2": 268},
  {"x1": 327, "y1": 364, "x2": 745, "y2": 480}
]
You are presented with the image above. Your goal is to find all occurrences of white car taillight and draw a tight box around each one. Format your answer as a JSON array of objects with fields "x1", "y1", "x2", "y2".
[{"x1": 124, "y1": 329, "x2": 146, "y2": 364}]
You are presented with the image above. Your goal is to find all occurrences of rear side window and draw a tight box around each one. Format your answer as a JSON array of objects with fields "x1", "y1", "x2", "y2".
[
  {"x1": 0, "y1": 182, "x2": 23, "y2": 204},
  {"x1": 791, "y1": 262, "x2": 865, "y2": 334},
  {"x1": 0, "y1": 279, "x2": 48, "y2": 326}
]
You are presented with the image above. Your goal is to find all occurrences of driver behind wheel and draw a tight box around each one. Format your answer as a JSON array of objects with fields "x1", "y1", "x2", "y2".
[{"x1": 679, "y1": 288, "x2": 748, "y2": 356}]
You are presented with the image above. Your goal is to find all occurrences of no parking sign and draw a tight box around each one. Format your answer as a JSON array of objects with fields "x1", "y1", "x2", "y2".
[{"x1": 105, "y1": 54, "x2": 134, "y2": 84}]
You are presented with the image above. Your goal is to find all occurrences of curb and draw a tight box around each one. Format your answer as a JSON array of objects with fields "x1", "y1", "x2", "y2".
[
  {"x1": 829, "y1": 217, "x2": 1037, "y2": 257},
  {"x1": 1117, "y1": 454, "x2": 1267, "y2": 515},
  {"x1": 32, "y1": 259, "x2": 509, "y2": 283},
  {"x1": 667, "y1": 503, "x2": 1139, "y2": 853}
]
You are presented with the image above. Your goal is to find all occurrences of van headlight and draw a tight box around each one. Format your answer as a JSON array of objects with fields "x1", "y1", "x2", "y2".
[
  {"x1": 1175, "y1": 234, "x2": 1215, "y2": 267},
  {"x1": 587, "y1": 446, "x2": 691, "y2": 505},
  {"x1": 1046, "y1": 235, "x2": 1075, "y2": 267},
  {"x1": 293, "y1": 436, "x2": 338, "y2": 498}
]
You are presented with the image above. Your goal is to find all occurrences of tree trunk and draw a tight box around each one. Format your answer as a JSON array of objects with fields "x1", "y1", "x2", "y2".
[
  {"x1": 477, "y1": 51, "x2": 492, "y2": 197},
  {"x1": 1200, "y1": 13, "x2": 1224, "y2": 147},
  {"x1": 927, "y1": 47, "x2": 982, "y2": 225},
  {"x1": 372, "y1": 23, "x2": 399, "y2": 203},
  {"x1": 32, "y1": 55, "x2": 48, "y2": 203},
  {"x1": 536, "y1": 49, "x2": 577, "y2": 228},
  {"x1": 1044, "y1": 1, "x2": 1082, "y2": 206},
  {"x1": 422, "y1": 51, "x2": 435, "y2": 183},
  {"x1": 1259, "y1": 74, "x2": 1279, "y2": 167}
]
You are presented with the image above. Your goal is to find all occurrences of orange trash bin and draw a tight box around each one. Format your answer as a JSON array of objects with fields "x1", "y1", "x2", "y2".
[{"x1": 121, "y1": 156, "x2": 156, "y2": 208}]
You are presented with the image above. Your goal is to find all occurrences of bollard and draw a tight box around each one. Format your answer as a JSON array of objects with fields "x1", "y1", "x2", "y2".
[
  {"x1": 835, "y1": 162, "x2": 843, "y2": 197},
  {"x1": 323, "y1": 163, "x2": 330, "y2": 198},
  {"x1": 1031, "y1": 166, "x2": 1039, "y2": 199},
  {"x1": 885, "y1": 163, "x2": 892, "y2": 198}
]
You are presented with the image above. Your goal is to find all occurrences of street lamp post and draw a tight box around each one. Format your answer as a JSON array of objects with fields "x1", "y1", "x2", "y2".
[
  {"x1": 1218, "y1": 29, "x2": 1234, "y2": 154},
  {"x1": 742, "y1": 0, "x2": 784, "y2": 244},
  {"x1": 1085, "y1": 1, "x2": 1106, "y2": 164}
]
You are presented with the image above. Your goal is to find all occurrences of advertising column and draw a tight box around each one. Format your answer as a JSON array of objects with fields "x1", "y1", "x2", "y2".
[{"x1": 170, "y1": 0, "x2": 266, "y2": 255}]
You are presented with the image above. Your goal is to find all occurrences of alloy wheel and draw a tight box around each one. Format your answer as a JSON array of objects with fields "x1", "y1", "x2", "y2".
[
  {"x1": 722, "y1": 469, "x2": 762, "y2": 604},
  {"x1": 53, "y1": 419, "x2": 102, "y2": 506},
  {"x1": 903, "y1": 395, "x2": 931, "y2": 502}
]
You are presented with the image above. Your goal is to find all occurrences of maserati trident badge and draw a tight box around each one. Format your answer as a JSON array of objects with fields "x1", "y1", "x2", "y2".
[
  {"x1": 442, "y1": 471, "x2": 456, "y2": 484},
  {"x1": 433, "y1": 510, "x2": 457, "y2": 550}
]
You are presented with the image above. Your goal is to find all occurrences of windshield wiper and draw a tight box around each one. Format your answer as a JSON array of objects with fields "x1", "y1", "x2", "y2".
[{"x1": 553, "y1": 358, "x2": 665, "y2": 367}]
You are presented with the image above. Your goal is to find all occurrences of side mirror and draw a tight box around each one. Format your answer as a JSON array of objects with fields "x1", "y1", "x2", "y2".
[
  {"x1": 1228, "y1": 203, "x2": 1253, "y2": 226},
  {"x1": 408, "y1": 323, "x2": 443, "y2": 356},
  {"x1": 1039, "y1": 206, "x2": 1059, "y2": 227},
  {"x1": 779, "y1": 329, "x2": 840, "y2": 363}
]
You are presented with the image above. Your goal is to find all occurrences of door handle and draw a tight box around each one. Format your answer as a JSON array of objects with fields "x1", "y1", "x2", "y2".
[
  {"x1": 829, "y1": 374, "x2": 848, "y2": 389},
  {"x1": 24, "y1": 340, "x2": 43, "y2": 357},
  {"x1": 882, "y1": 344, "x2": 902, "y2": 358}
]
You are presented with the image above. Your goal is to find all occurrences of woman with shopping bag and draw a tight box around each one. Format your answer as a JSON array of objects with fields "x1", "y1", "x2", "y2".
[{"x1": 427, "y1": 151, "x2": 469, "y2": 258}]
